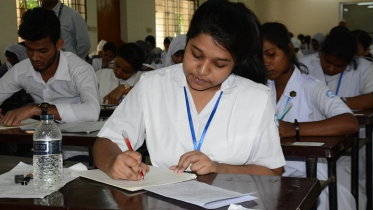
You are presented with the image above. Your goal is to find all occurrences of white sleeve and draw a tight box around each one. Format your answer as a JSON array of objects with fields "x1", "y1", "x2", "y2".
[
  {"x1": 72, "y1": 12, "x2": 91, "y2": 59},
  {"x1": 247, "y1": 95, "x2": 286, "y2": 169},
  {"x1": 0, "y1": 66, "x2": 23, "y2": 104},
  {"x1": 97, "y1": 75, "x2": 146, "y2": 151},
  {"x1": 360, "y1": 63, "x2": 373, "y2": 94},
  {"x1": 55, "y1": 66, "x2": 100, "y2": 122},
  {"x1": 311, "y1": 81, "x2": 352, "y2": 118}
]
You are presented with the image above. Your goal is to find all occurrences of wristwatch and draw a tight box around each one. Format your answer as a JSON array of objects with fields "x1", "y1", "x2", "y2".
[{"x1": 39, "y1": 102, "x2": 50, "y2": 115}]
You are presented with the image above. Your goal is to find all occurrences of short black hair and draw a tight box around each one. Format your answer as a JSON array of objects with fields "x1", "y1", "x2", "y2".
[
  {"x1": 117, "y1": 43, "x2": 145, "y2": 71},
  {"x1": 18, "y1": 7, "x2": 60, "y2": 44},
  {"x1": 322, "y1": 30, "x2": 357, "y2": 69},
  {"x1": 351, "y1": 29, "x2": 372, "y2": 51},
  {"x1": 145, "y1": 35, "x2": 156, "y2": 45},
  {"x1": 187, "y1": 0, "x2": 267, "y2": 84},
  {"x1": 103, "y1": 42, "x2": 117, "y2": 54}
]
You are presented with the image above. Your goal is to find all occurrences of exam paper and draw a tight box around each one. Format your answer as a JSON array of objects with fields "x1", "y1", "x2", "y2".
[
  {"x1": 58, "y1": 121, "x2": 106, "y2": 133},
  {"x1": 72, "y1": 166, "x2": 197, "y2": 191},
  {"x1": 0, "y1": 162, "x2": 87, "y2": 198},
  {"x1": 144, "y1": 180, "x2": 257, "y2": 209}
]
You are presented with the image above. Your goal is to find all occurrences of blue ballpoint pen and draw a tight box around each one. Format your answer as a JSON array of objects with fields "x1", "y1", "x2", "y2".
[{"x1": 279, "y1": 102, "x2": 293, "y2": 120}]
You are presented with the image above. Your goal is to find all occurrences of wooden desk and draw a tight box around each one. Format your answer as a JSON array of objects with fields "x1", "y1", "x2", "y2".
[
  {"x1": 0, "y1": 158, "x2": 321, "y2": 210},
  {"x1": 281, "y1": 135, "x2": 354, "y2": 210},
  {"x1": 0, "y1": 128, "x2": 98, "y2": 147},
  {"x1": 354, "y1": 109, "x2": 373, "y2": 210}
]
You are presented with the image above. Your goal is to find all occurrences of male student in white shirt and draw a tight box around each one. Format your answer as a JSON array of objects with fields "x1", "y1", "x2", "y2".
[{"x1": 0, "y1": 7, "x2": 99, "y2": 126}]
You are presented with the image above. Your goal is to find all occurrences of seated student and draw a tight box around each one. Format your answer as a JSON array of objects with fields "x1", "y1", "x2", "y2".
[
  {"x1": 93, "y1": 0, "x2": 285, "y2": 181},
  {"x1": 263, "y1": 22, "x2": 359, "y2": 210},
  {"x1": 300, "y1": 28, "x2": 373, "y2": 209},
  {"x1": 0, "y1": 44, "x2": 28, "y2": 78},
  {"x1": 164, "y1": 34, "x2": 186, "y2": 67},
  {"x1": 151, "y1": 36, "x2": 173, "y2": 69},
  {"x1": 0, "y1": 7, "x2": 100, "y2": 126},
  {"x1": 145, "y1": 35, "x2": 162, "y2": 63},
  {"x1": 351, "y1": 29, "x2": 373, "y2": 61},
  {"x1": 92, "y1": 42, "x2": 116, "y2": 72},
  {"x1": 96, "y1": 43, "x2": 144, "y2": 104}
]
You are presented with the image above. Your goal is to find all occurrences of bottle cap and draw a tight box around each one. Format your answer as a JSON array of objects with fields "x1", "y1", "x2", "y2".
[{"x1": 40, "y1": 114, "x2": 54, "y2": 120}]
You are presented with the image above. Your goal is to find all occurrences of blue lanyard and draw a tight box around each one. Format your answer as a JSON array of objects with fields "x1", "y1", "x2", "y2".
[
  {"x1": 284, "y1": 97, "x2": 290, "y2": 111},
  {"x1": 183, "y1": 86, "x2": 223, "y2": 151},
  {"x1": 324, "y1": 72, "x2": 344, "y2": 96}
]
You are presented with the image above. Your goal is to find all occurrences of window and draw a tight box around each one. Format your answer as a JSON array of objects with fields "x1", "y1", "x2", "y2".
[
  {"x1": 16, "y1": 0, "x2": 87, "y2": 41},
  {"x1": 340, "y1": 2, "x2": 373, "y2": 35},
  {"x1": 155, "y1": 0, "x2": 198, "y2": 49}
]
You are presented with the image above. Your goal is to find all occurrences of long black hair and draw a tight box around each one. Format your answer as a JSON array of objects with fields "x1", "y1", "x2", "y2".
[
  {"x1": 262, "y1": 22, "x2": 308, "y2": 74},
  {"x1": 186, "y1": 0, "x2": 267, "y2": 85}
]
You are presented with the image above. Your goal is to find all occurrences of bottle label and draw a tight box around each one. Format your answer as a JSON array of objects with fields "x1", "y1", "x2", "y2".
[{"x1": 33, "y1": 140, "x2": 62, "y2": 155}]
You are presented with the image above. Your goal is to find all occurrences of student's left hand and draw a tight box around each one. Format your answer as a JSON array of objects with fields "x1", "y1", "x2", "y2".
[
  {"x1": 103, "y1": 85, "x2": 132, "y2": 105},
  {"x1": 278, "y1": 120, "x2": 297, "y2": 137},
  {"x1": 1, "y1": 105, "x2": 38, "y2": 126},
  {"x1": 170, "y1": 151, "x2": 218, "y2": 175}
]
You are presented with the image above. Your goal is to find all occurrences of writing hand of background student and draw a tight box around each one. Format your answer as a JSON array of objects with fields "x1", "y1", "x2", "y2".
[
  {"x1": 0, "y1": 105, "x2": 38, "y2": 126},
  {"x1": 103, "y1": 85, "x2": 133, "y2": 105},
  {"x1": 170, "y1": 151, "x2": 218, "y2": 175},
  {"x1": 107, "y1": 150, "x2": 149, "y2": 181},
  {"x1": 278, "y1": 120, "x2": 297, "y2": 138}
]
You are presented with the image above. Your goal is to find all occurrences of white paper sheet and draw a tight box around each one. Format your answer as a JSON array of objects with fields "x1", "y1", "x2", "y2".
[
  {"x1": 0, "y1": 162, "x2": 87, "y2": 198},
  {"x1": 58, "y1": 121, "x2": 106, "y2": 133},
  {"x1": 144, "y1": 180, "x2": 257, "y2": 209},
  {"x1": 72, "y1": 166, "x2": 197, "y2": 191}
]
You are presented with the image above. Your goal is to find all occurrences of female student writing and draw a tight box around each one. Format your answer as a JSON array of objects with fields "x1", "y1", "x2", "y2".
[
  {"x1": 300, "y1": 29, "x2": 373, "y2": 209},
  {"x1": 262, "y1": 22, "x2": 359, "y2": 210},
  {"x1": 93, "y1": 0, "x2": 285, "y2": 181},
  {"x1": 96, "y1": 43, "x2": 145, "y2": 104}
]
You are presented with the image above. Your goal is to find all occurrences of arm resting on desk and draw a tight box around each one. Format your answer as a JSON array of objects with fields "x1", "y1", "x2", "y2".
[
  {"x1": 93, "y1": 137, "x2": 149, "y2": 181},
  {"x1": 0, "y1": 104, "x2": 61, "y2": 126},
  {"x1": 279, "y1": 113, "x2": 359, "y2": 137},
  {"x1": 345, "y1": 92, "x2": 373, "y2": 110}
]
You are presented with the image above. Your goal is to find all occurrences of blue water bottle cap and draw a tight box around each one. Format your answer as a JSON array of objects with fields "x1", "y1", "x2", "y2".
[{"x1": 40, "y1": 114, "x2": 54, "y2": 120}]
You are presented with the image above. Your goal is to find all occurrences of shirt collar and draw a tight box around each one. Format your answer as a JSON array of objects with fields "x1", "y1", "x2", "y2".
[
  {"x1": 25, "y1": 51, "x2": 71, "y2": 81},
  {"x1": 171, "y1": 63, "x2": 238, "y2": 91},
  {"x1": 282, "y1": 66, "x2": 302, "y2": 98},
  {"x1": 51, "y1": 1, "x2": 62, "y2": 15}
]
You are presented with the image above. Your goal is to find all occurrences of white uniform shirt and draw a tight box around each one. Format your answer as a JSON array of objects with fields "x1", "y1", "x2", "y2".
[
  {"x1": 268, "y1": 66, "x2": 352, "y2": 123},
  {"x1": 268, "y1": 67, "x2": 356, "y2": 210},
  {"x1": 96, "y1": 69, "x2": 142, "y2": 104},
  {"x1": 51, "y1": 0, "x2": 91, "y2": 59},
  {"x1": 0, "y1": 51, "x2": 100, "y2": 123},
  {"x1": 98, "y1": 64, "x2": 285, "y2": 170},
  {"x1": 300, "y1": 53, "x2": 373, "y2": 97}
]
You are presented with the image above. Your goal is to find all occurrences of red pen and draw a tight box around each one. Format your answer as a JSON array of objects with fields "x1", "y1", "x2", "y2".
[{"x1": 122, "y1": 130, "x2": 145, "y2": 179}]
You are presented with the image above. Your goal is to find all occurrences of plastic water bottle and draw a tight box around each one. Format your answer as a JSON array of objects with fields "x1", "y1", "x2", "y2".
[{"x1": 33, "y1": 114, "x2": 63, "y2": 193}]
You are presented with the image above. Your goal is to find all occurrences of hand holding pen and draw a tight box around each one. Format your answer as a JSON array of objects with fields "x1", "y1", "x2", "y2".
[{"x1": 122, "y1": 130, "x2": 145, "y2": 179}]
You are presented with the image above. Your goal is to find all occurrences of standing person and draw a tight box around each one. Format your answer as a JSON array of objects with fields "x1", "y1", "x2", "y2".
[
  {"x1": 263, "y1": 22, "x2": 359, "y2": 210},
  {"x1": 300, "y1": 29, "x2": 373, "y2": 209},
  {"x1": 96, "y1": 43, "x2": 144, "y2": 104},
  {"x1": 40, "y1": 0, "x2": 91, "y2": 59},
  {"x1": 93, "y1": 0, "x2": 285, "y2": 181},
  {"x1": 0, "y1": 7, "x2": 99, "y2": 126}
]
